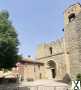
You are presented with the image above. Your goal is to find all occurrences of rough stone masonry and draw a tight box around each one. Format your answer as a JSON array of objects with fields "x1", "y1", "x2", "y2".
[{"x1": 35, "y1": 3, "x2": 81, "y2": 81}]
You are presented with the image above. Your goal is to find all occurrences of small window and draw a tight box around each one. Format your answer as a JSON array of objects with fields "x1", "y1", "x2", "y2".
[
  {"x1": 49, "y1": 47, "x2": 52, "y2": 55},
  {"x1": 68, "y1": 13, "x2": 75, "y2": 22},
  {"x1": 38, "y1": 65, "x2": 40, "y2": 70},
  {"x1": 34, "y1": 66, "x2": 35, "y2": 72},
  {"x1": 40, "y1": 73, "x2": 42, "y2": 79}
]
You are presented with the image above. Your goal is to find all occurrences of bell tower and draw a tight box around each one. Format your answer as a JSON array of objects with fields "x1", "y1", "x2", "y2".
[
  {"x1": 64, "y1": 3, "x2": 81, "y2": 79},
  {"x1": 64, "y1": 3, "x2": 81, "y2": 26}
]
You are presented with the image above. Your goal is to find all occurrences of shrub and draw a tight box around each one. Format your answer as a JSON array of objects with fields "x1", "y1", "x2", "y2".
[
  {"x1": 76, "y1": 73, "x2": 81, "y2": 85},
  {"x1": 63, "y1": 73, "x2": 71, "y2": 84}
]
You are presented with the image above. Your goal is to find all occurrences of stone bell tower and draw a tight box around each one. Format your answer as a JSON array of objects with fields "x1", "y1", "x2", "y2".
[{"x1": 64, "y1": 3, "x2": 81, "y2": 79}]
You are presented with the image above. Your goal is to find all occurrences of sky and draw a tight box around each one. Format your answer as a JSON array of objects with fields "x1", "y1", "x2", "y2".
[{"x1": 0, "y1": 0, "x2": 81, "y2": 59}]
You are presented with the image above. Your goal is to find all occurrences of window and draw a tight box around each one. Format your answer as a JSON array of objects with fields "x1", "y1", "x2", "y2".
[
  {"x1": 49, "y1": 47, "x2": 53, "y2": 55},
  {"x1": 68, "y1": 13, "x2": 75, "y2": 22},
  {"x1": 40, "y1": 73, "x2": 42, "y2": 79},
  {"x1": 34, "y1": 66, "x2": 35, "y2": 72},
  {"x1": 38, "y1": 65, "x2": 40, "y2": 70}
]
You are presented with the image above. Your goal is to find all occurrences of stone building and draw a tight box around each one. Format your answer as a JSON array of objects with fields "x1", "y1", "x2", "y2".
[
  {"x1": 12, "y1": 3, "x2": 81, "y2": 82},
  {"x1": 14, "y1": 57, "x2": 44, "y2": 81},
  {"x1": 35, "y1": 3, "x2": 81, "y2": 81}
]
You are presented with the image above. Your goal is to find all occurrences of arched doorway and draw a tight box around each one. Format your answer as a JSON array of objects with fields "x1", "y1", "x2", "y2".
[{"x1": 47, "y1": 60, "x2": 56, "y2": 78}]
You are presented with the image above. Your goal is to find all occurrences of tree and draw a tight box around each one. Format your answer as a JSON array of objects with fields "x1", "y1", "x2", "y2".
[
  {"x1": 0, "y1": 10, "x2": 19, "y2": 69},
  {"x1": 16, "y1": 54, "x2": 22, "y2": 62}
]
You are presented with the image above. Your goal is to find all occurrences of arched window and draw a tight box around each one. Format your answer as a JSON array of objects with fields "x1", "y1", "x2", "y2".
[
  {"x1": 68, "y1": 13, "x2": 75, "y2": 22},
  {"x1": 49, "y1": 47, "x2": 53, "y2": 55}
]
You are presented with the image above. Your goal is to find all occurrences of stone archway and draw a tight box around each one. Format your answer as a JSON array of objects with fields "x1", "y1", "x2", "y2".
[{"x1": 47, "y1": 60, "x2": 56, "y2": 78}]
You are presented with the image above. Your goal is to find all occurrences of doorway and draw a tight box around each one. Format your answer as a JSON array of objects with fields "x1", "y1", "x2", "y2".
[
  {"x1": 47, "y1": 60, "x2": 56, "y2": 78},
  {"x1": 51, "y1": 69, "x2": 56, "y2": 78}
]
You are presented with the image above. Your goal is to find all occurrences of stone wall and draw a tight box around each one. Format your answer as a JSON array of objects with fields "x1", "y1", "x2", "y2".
[
  {"x1": 35, "y1": 3, "x2": 81, "y2": 81},
  {"x1": 36, "y1": 39, "x2": 67, "y2": 80},
  {"x1": 36, "y1": 38, "x2": 64, "y2": 59},
  {"x1": 64, "y1": 8, "x2": 81, "y2": 79},
  {"x1": 15, "y1": 62, "x2": 44, "y2": 81}
]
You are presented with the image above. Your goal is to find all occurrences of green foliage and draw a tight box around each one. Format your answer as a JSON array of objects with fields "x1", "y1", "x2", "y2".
[
  {"x1": 76, "y1": 73, "x2": 81, "y2": 85},
  {"x1": 16, "y1": 54, "x2": 22, "y2": 62},
  {"x1": 0, "y1": 10, "x2": 19, "y2": 69}
]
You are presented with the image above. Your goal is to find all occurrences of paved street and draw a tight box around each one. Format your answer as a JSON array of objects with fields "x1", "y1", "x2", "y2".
[
  {"x1": 0, "y1": 80, "x2": 69, "y2": 90},
  {"x1": 20, "y1": 80, "x2": 68, "y2": 90}
]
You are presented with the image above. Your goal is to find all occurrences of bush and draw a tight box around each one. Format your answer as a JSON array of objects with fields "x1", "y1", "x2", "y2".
[
  {"x1": 76, "y1": 73, "x2": 81, "y2": 84},
  {"x1": 63, "y1": 73, "x2": 71, "y2": 84}
]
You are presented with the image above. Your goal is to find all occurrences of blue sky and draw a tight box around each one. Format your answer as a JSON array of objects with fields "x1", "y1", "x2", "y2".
[{"x1": 0, "y1": 0, "x2": 81, "y2": 59}]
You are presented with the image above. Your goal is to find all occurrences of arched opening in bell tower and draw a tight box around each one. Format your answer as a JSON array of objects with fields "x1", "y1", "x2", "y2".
[{"x1": 68, "y1": 13, "x2": 75, "y2": 22}]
